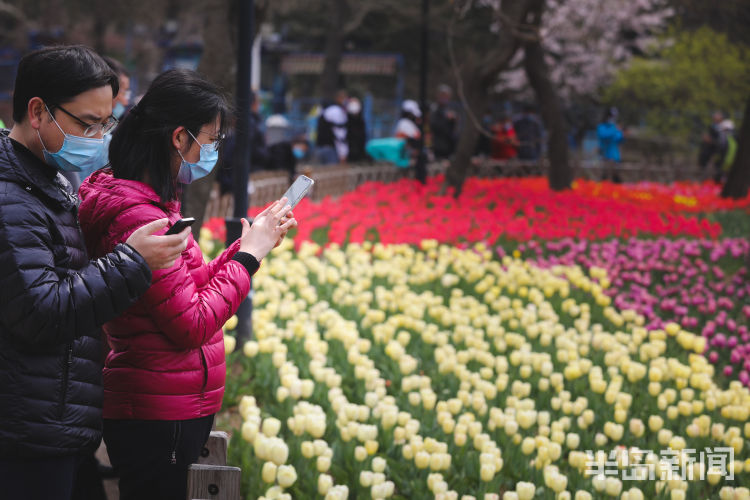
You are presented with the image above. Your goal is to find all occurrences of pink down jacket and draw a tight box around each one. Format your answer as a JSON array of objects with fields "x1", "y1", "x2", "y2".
[{"x1": 77, "y1": 168, "x2": 250, "y2": 420}]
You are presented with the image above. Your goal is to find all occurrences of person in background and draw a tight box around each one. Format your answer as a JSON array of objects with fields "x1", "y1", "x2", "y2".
[
  {"x1": 218, "y1": 92, "x2": 268, "y2": 196},
  {"x1": 266, "y1": 114, "x2": 297, "y2": 184},
  {"x1": 77, "y1": 69, "x2": 296, "y2": 500},
  {"x1": 698, "y1": 111, "x2": 726, "y2": 179},
  {"x1": 291, "y1": 135, "x2": 310, "y2": 163},
  {"x1": 596, "y1": 107, "x2": 625, "y2": 183},
  {"x1": 429, "y1": 84, "x2": 457, "y2": 160},
  {"x1": 514, "y1": 104, "x2": 543, "y2": 162},
  {"x1": 0, "y1": 44, "x2": 190, "y2": 500},
  {"x1": 395, "y1": 99, "x2": 423, "y2": 161},
  {"x1": 475, "y1": 112, "x2": 494, "y2": 157},
  {"x1": 491, "y1": 114, "x2": 519, "y2": 160},
  {"x1": 718, "y1": 119, "x2": 737, "y2": 184},
  {"x1": 102, "y1": 56, "x2": 131, "y2": 121},
  {"x1": 315, "y1": 89, "x2": 348, "y2": 164},
  {"x1": 346, "y1": 97, "x2": 368, "y2": 163}
]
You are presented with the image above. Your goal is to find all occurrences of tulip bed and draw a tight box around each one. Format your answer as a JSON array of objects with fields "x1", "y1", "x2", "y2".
[
  {"x1": 200, "y1": 176, "x2": 750, "y2": 499},
  {"x1": 523, "y1": 238, "x2": 750, "y2": 388},
  {"x1": 218, "y1": 240, "x2": 749, "y2": 500}
]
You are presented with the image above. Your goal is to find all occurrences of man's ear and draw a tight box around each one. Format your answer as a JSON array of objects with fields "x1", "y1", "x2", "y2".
[{"x1": 27, "y1": 97, "x2": 46, "y2": 130}]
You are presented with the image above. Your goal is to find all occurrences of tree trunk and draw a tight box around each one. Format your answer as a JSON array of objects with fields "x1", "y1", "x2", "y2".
[
  {"x1": 721, "y1": 94, "x2": 750, "y2": 199},
  {"x1": 523, "y1": 0, "x2": 572, "y2": 191},
  {"x1": 523, "y1": 41, "x2": 572, "y2": 190},
  {"x1": 318, "y1": 0, "x2": 347, "y2": 101},
  {"x1": 444, "y1": 70, "x2": 487, "y2": 198},
  {"x1": 442, "y1": 0, "x2": 533, "y2": 198}
]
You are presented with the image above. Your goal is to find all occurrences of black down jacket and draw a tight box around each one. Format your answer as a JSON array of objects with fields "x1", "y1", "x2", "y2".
[{"x1": 0, "y1": 130, "x2": 152, "y2": 458}]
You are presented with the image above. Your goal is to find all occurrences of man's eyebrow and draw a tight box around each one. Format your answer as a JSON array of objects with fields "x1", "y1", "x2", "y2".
[{"x1": 80, "y1": 113, "x2": 104, "y2": 122}]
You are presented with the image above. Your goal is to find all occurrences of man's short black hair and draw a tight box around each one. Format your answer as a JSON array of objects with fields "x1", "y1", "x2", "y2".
[{"x1": 12, "y1": 45, "x2": 119, "y2": 123}]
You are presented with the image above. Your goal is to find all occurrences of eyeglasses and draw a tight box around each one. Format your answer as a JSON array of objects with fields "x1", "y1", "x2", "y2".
[
  {"x1": 49, "y1": 104, "x2": 118, "y2": 138},
  {"x1": 188, "y1": 129, "x2": 225, "y2": 152}
]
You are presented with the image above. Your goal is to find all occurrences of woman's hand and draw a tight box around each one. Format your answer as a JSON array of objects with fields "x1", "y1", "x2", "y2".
[
  {"x1": 239, "y1": 198, "x2": 297, "y2": 260},
  {"x1": 274, "y1": 210, "x2": 296, "y2": 248}
]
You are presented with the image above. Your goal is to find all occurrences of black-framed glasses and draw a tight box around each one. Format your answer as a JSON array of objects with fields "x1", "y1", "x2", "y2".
[
  {"x1": 188, "y1": 129, "x2": 225, "y2": 152},
  {"x1": 48, "y1": 104, "x2": 118, "y2": 138}
]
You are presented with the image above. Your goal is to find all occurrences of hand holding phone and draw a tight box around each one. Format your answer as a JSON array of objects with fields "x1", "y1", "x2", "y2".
[
  {"x1": 239, "y1": 200, "x2": 297, "y2": 260},
  {"x1": 165, "y1": 217, "x2": 195, "y2": 235}
]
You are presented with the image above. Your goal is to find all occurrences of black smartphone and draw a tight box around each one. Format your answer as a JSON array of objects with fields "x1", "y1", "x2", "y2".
[{"x1": 165, "y1": 217, "x2": 195, "y2": 235}]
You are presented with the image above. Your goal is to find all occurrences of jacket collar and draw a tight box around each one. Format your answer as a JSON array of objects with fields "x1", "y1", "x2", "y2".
[{"x1": 0, "y1": 130, "x2": 78, "y2": 211}]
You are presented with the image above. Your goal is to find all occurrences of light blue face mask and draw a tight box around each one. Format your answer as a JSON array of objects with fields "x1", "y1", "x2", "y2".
[
  {"x1": 37, "y1": 109, "x2": 109, "y2": 173},
  {"x1": 112, "y1": 102, "x2": 126, "y2": 120},
  {"x1": 176, "y1": 130, "x2": 219, "y2": 184}
]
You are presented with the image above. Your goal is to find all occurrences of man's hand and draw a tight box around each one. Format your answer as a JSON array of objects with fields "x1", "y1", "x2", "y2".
[{"x1": 125, "y1": 218, "x2": 190, "y2": 270}]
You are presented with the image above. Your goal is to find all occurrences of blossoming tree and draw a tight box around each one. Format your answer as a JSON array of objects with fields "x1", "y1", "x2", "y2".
[{"x1": 446, "y1": 0, "x2": 672, "y2": 194}]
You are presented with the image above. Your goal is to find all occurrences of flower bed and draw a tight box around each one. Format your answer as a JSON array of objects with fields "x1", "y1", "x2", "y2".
[
  {"x1": 203, "y1": 176, "x2": 750, "y2": 246},
  {"x1": 523, "y1": 238, "x2": 750, "y2": 388},
  {"x1": 219, "y1": 240, "x2": 749, "y2": 500},
  {"x1": 202, "y1": 176, "x2": 750, "y2": 498}
]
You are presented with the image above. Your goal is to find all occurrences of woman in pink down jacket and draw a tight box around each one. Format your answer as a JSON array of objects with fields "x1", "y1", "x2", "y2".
[{"x1": 77, "y1": 69, "x2": 296, "y2": 500}]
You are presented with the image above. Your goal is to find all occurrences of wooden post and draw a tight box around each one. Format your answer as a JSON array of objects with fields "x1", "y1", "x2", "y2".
[
  {"x1": 197, "y1": 431, "x2": 229, "y2": 466},
  {"x1": 186, "y1": 464, "x2": 241, "y2": 500}
]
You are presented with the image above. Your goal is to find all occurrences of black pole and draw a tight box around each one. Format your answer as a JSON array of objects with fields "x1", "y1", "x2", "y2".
[
  {"x1": 415, "y1": 0, "x2": 429, "y2": 184},
  {"x1": 227, "y1": 0, "x2": 254, "y2": 342}
]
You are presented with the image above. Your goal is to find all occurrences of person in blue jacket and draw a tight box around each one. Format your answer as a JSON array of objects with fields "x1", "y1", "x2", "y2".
[{"x1": 597, "y1": 107, "x2": 624, "y2": 183}]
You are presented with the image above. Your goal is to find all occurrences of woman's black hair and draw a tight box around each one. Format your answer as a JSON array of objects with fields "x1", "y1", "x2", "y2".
[
  {"x1": 12, "y1": 45, "x2": 119, "y2": 123},
  {"x1": 109, "y1": 69, "x2": 231, "y2": 202}
]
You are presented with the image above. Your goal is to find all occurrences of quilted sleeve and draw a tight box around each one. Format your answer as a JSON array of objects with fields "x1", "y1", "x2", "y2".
[
  {"x1": 205, "y1": 238, "x2": 242, "y2": 277},
  {"x1": 141, "y1": 243, "x2": 252, "y2": 349},
  {"x1": 0, "y1": 193, "x2": 152, "y2": 349},
  {"x1": 103, "y1": 205, "x2": 254, "y2": 349}
]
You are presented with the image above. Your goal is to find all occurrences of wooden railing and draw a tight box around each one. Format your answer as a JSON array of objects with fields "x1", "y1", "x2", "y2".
[{"x1": 203, "y1": 162, "x2": 447, "y2": 220}]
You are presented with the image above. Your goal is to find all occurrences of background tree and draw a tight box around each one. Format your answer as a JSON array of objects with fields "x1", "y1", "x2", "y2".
[
  {"x1": 605, "y1": 27, "x2": 750, "y2": 139},
  {"x1": 442, "y1": 0, "x2": 534, "y2": 197},
  {"x1": 522, "y1": 0, "x2": 571, "y2": 190},
  {"x1": 498, "y1": 0, "x2": 672, "y2": 152},
  {"x1": 272, "y1": 0, "x2": 404, "y2": 102}
]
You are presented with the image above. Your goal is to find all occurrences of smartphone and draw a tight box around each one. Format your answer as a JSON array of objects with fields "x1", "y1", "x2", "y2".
[
  {"x1": 281, "y1": 175, "x2": 315, "y2": 209},
  {"x1": 165, "y1": 217, "x2": 195, "y2": 235}
]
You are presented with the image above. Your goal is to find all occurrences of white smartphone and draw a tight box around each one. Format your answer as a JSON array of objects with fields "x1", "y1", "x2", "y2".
[{"x1": 281, "y1": 175, "x2": 314, "y2": 209}]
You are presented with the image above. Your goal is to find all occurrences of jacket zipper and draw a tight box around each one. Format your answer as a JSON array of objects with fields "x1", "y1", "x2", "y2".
[
  {"x1": 59, "y1": 344, "x2": 73, "y2": 419},
  {"x1": 171, "y1": 420, "x2": 182, "y2": 465}
]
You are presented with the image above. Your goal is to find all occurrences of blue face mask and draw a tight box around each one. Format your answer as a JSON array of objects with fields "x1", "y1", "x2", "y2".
[
  {"x1": 37, "y1": 109, "x2": 109, "y2": 173},
  {"x1": 176, "y1": 130, "x2": 219, "y2": 184},
  {"x1": 292, "y1": 147, "x2": 305, "y2": 160},
  {"x1": 112, "y1": 102, "x2": 126, "y2": 120}
]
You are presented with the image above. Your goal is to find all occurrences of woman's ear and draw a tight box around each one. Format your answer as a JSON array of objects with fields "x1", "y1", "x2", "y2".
[{"x1": 171, "y1": 126, "x2": 186, "y2": 151}]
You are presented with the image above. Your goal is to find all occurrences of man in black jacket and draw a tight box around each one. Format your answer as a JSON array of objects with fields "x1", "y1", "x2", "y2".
[
  {"x1": 0, "y1": 45, "x2": 190, "y2": 499},
  {"x1": 429, "y1": 84, "x2": 457, "y2": 160}
]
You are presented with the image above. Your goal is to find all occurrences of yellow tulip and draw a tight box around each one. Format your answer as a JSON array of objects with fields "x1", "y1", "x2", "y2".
[
  {"x1": 261, "y1": 461, "x2": 277, "y2": 484},
  {"x1": 276, "y1": 465, "x2": 297, "y2": 488},
  {"x1": 318, "y1": 474, "x2": 333, "y2": 496}
]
